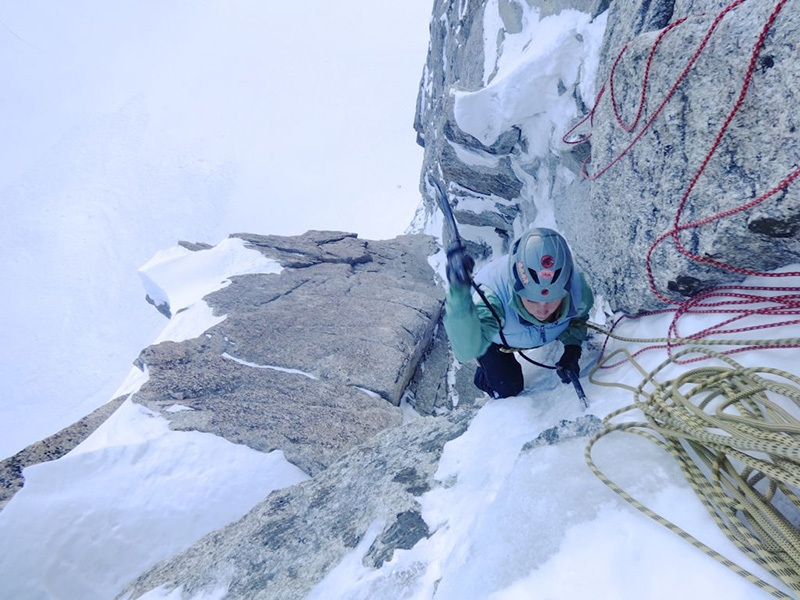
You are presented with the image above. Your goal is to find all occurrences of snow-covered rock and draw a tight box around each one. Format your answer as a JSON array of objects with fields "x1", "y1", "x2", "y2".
[{"x1": 415, "y1": 0, "x2": 800, "y2": 313}]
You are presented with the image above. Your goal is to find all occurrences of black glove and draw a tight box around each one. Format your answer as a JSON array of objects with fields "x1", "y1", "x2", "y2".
[
  {"x1": 556, "y1": 345, "x2": 582, "y2": 384},
  {"x1": 446, "y1": 244, "x2": 474, "y2": 288}
]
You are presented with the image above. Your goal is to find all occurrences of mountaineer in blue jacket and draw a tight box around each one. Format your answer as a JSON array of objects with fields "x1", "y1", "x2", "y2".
[{"x1": 443, "y1": 227, "x2": 594, "y2": 398}]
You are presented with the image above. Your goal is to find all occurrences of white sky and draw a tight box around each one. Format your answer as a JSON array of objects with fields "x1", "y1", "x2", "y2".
[
  {"x1": 0, "y1": 1, "x2": 429, "y2": 237},
  {"x1": 1, "y1": 3, "x2": 797, "y2": 600}
]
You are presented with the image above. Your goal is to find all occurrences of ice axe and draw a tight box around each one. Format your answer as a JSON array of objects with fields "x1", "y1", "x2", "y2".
[
  {"x1": 567, "y1": 370, "x2": 589, "y2": 410},
  {"x1": 428, "y1": 174, "x2": 472, "y2": 283}
]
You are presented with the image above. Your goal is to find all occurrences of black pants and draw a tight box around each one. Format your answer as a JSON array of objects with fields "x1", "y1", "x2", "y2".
[{"x1": 474, "y1": 343, "x2": 523, "y2": 398}]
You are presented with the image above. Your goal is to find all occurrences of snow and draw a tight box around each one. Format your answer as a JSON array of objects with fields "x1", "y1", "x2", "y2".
[
  {"x1": 138, "y1": 237, "x2": 283, "y2": 316},
  {"x1": 456, "y1": 8, "x2": 607, "y2": 157},
  {"x1": 0, "y1": 223, "x2": 310, "y2": 599},
  {"x1": 0, "y1": 398, "x2": 308, "y2": 600},
  {"x1": 307, "y1": 311, "x2": 799, "y2": 600},
  {"x1": 221, "y1": 352, "x2": 319, "y2": 380},
  {"x1": 1, "y1": 3, "x2": 798, "y2": 600}
]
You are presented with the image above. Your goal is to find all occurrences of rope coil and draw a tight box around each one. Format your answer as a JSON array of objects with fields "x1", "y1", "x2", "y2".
[{"x1": 586, "y1": 346, "x2": 800, "y2": 598}]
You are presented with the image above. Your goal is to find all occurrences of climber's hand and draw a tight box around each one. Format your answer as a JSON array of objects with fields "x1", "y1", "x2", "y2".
[
  {"x1": 556, "y1": 345, "x2": 582, "y2": 384},
  {"x1": 446, "y1": 244, "x2": 474, "y2": 288}
]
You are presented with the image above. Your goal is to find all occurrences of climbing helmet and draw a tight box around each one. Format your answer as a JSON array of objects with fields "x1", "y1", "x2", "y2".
[{"x1": 508, "y1": 228, "x2": 574, "y2": 302}]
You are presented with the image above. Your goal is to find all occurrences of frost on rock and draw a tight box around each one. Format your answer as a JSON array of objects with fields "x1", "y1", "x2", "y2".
[{"x1": 522, "y1": 414, "x2": 604, "y2": 451}]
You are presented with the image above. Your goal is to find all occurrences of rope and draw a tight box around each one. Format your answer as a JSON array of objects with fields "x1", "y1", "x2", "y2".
[
  {"x1": 646, "y1": 0, "x2": 800, "y2": 305},
  {"x1": 564, "y1": 0, "x2": 800, "y2": 345},
  {"x1": 588, "y1": 304, "x2": 800, "y2": 369},
  {"x1": 562, "y1": 0, "x2": 746, "y2": 178},
  {"x1": 586, "y1": 346, "x2": 800, "y2": 598},
  {"x1": 470, "y1": 280, "x2": 557, "y2": 369},
  {"x1": 557, "y1": 2, "x2": 800, "y2": 594}
]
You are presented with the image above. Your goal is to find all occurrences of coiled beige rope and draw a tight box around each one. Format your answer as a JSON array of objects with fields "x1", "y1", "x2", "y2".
[{"x1": 585, "y1": 338, "x2": 800, "y2": 598}]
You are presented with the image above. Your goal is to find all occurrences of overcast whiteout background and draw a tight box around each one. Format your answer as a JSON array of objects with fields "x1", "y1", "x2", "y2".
[
  {"x1": 1, "y1": 3, "x2": 797, "y2": 600},
  {"x1": 0, "y1": 1, "x2": 431, "y2": 457}
]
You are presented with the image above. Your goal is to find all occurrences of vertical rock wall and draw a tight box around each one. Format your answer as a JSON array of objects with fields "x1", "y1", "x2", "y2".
[
  {"x1": 416, "y1": 0, "x2": 800, "y2": 313},
  {"x1": 569, "y1": 0, "x2": 800, "y2": 312}
]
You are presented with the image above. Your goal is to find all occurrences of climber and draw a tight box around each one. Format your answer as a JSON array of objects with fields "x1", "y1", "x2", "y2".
[{"x1": 443, "y1": 227, "x2": 594, "y2": 398}]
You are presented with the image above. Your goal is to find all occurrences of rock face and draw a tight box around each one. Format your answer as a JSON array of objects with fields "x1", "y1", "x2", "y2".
[
  {"x1": 570, "y1": 0, "x2": 800, "y2": 312},
  {"x1": 119, "y1": 406, "x2": 480, "y2": 600},
  {"x1": 110, "y1": 230, "x2": 494, "y2": 600},
  {"x1": 415, "y1": 0, "x2": 800, "y2": 313},
  {"x1": 3, "y1": 229, "x2": 484, "y2": 600},
  {"x1": 415, "y1": 0, "x2": 611, "y2": 262},
  {"x1": 134, "y1": 231, "x2": 446, "y2": 476}
]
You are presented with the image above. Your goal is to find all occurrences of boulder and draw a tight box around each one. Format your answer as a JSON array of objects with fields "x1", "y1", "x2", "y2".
[{"x1": 133, "y1": 231, "x2": 446, "y2": 475}]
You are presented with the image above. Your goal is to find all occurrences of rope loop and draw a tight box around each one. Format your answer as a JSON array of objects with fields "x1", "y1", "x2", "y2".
[{"x1": 587, "y1": 346, "x2": 800, "y2": 597}]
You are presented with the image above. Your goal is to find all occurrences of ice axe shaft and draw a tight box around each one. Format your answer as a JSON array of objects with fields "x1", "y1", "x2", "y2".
[
  {"x1": 430, "y1": 174, "x2": 473, "y2": 284},
  {"x1": 567, "y1": 370, "x2": 589, "y2": 409},
  {"x1": 428, "y1": 175, "x2": 463, "y2": 249}
]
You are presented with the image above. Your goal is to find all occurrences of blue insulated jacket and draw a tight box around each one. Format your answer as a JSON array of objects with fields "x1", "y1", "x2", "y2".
[{"x1": 443, "y1": 255, "x2": 594, "y2": 363}]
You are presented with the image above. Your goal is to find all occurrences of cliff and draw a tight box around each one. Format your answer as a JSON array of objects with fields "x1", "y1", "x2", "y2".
[{"x1": 415, "y1": 0, "x2": 800, "y2": 313}]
